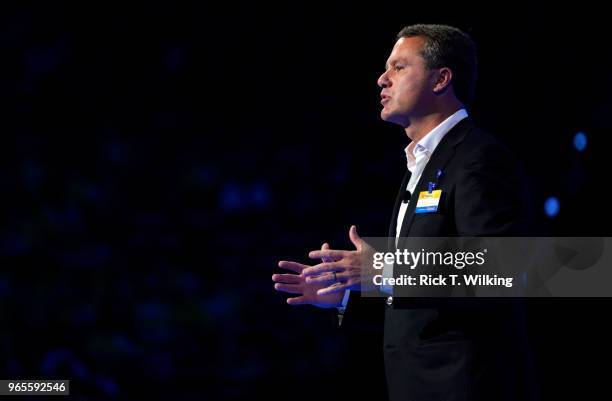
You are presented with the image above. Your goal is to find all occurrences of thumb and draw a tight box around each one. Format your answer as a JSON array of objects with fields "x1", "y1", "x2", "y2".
[
  {"x1": 349, "y1": 225, "x2": 363, "y2": 251},
  {"x1": 321, "y1": 242, "x2": 334, "y2": 263}
]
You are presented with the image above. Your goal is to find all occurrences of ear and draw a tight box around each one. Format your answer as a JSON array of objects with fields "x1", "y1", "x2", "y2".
[{"x1": 432, "y1": 67, "x2": 453, "y2": 94}]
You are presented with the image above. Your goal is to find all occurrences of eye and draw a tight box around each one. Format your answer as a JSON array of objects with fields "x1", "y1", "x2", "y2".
[{"x1": 394, "y1": 65, "x2": 405, "y2": 71}]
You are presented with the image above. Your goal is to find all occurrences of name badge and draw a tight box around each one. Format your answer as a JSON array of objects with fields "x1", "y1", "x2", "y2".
[{"x1": 415, "y1": 189, "x2": 442, "y2": 213}]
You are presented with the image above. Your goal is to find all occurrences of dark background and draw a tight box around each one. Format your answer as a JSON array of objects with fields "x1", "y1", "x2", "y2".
[{"x1": 1, "y1": 2, "x2": 611, "y2": 400}]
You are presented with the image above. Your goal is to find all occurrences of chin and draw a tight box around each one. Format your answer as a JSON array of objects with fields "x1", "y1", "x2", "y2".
[
  {"x1": 381, "y1": 111, "x2": 406, "y2": 127},
  {"x1": 381, "y1": 108, "x2": 394, "y2": 122}
]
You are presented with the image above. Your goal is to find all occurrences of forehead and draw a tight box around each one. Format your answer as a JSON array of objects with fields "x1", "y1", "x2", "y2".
[{"x1": 386, "y1": 36, "x2": 426, "y2": 65}]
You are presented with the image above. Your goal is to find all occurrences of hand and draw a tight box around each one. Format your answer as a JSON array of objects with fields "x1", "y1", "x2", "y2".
[
  {"x1": 302, "y1": 225, "x2": 377, "y2": 296},
  {"x1": 273, "y1": 243, "x2": 345, "y2": 308}
]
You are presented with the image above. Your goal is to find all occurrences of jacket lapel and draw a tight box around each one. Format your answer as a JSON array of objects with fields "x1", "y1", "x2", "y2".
[
  {"x1": 387, "y1": 169, "x2": 412, "y2": 250},
  {"x1": 396, "y1": 118, "x2": 473, "y2": 238}
]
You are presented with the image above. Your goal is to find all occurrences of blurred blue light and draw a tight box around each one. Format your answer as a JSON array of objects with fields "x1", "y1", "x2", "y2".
[
  {"x1": 573, "y1": 131, "x2": 587, "y2": 152},
  {"x1": 544, "y1": 197, "x2": 560, "y2": 218},
  {"x1": 251, "y1": 182, "x2": 271, "y2": 208},
  {"x1": 95, "y1": 376, "x2": 119, "y2": 397},
  {"x1": 220, "y1": 183, "x2": 244, "y2": 211},
  {"x1": 137, "y1": 301, "x2": 171, "y2": 322},
  {"x1": 40, "y1": 349, "x2": 90, "y2": 380}
]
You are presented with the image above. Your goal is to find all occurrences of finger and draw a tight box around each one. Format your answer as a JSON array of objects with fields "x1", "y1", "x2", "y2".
[
  {"x1": 302, "y1": 262, "x2": 342, "y2": 277},
  {"x1": 278, "y1": 260, "x2": 309, "y2": 273},
  {"x1": 274, "y1": 283, "x2": 303, "y2": 294},
  {"x1": 321, "y1": 243, "x2": 341, "y2": 263},
  {"x1": 321, "y1": 243, "x2": 331, "y2": 263},
  {"x1": 287, "y1": 296, "x2": 308, "y2": 306},
  {"x1": 317, "y1": 282, "x2": 350, "y2": 296},
  {"x1": 272, "y1": 273, "x2": 301, "y2": 284},
  {"x1": 309, "y1": 249, "x2": 350, "y2": 260},
  {"x1": 305, "y1": 272, "x2": 335, "y2": 285},
  {"x1": 349, "y1": 225, "x2": 363, "y2": 251}
]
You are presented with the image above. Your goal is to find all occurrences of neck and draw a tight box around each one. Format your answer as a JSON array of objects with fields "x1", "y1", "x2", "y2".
[{"x1": 404, "y1": 103, "x2": 464, "y2": 143}]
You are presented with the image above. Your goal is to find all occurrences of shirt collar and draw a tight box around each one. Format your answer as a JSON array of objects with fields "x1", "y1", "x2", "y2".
[{"x1": 405, "y1": 108, "x2": 468, "y2": 170}]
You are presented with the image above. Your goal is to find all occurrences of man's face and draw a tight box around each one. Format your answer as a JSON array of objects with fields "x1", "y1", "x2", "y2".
[{"x1": 378, "y1": 36, "x2": 435, "y2": 127}]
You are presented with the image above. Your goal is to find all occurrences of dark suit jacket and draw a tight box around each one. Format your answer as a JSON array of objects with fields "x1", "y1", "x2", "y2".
[{"x1": 341, "y1": 118, "x2": 538, "y2": 401}]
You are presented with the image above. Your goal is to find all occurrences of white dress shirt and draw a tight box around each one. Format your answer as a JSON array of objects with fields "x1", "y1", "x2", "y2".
[
  {"x1": 340, "y1": 109, "x2": 469, "y2": 309},
  {"x1": 381, "y1": 108, "x2": 468, "y2": 294}
]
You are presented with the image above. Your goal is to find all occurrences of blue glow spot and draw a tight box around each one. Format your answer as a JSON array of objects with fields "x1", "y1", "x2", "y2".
[
  {"x1": 137, "y1": 301, "x2": 171, "y2": 322},
  {"x1": 95, "y1": 376, "x2": 119, "y2": 396},
  {"x1": 220, "y1": 183, "x2": 244, "y2": 211},
  {"x1": 544, "y1": 197, "x2": 560, "y2": 218},
  {"x1": 573, "y1": 131, "x2": 587, "y2": 152},
  {"x1": 175, "y1": 272, "x2": 200, "y2": 295},
  {"x1": 251, "y1": 182, "x2": 271, "y2": 208}
]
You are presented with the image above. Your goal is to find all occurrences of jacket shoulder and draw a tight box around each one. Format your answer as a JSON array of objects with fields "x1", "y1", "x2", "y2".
[{"x1": 455, "y1": 123, "x2": 516, "y2": 164}]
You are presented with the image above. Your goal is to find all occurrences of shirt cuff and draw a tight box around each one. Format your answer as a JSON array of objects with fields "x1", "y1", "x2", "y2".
[
  {"x1": 380, "y1": 261, "x2": 394, "y2": 295},
  {"x1": 336, "y1": 289, "x2": 350, "y2": 314}
]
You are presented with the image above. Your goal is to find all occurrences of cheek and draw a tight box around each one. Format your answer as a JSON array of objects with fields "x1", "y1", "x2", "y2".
[
  {"x1": 394, "y1": 87, "x2": 415, "y2": 108},
  {"x1": 396, "y1": 78, "x2": 425, "y2": 104}
]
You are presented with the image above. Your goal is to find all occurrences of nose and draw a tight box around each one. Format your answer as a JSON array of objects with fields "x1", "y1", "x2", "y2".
[{"x1": 377, "y1": 70, "x2": 390, "y2": 88}]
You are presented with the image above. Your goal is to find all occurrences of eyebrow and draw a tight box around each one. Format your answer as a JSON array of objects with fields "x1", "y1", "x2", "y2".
[{"x1": 385, "y1": 58, "x2": 407, "y2": 70}]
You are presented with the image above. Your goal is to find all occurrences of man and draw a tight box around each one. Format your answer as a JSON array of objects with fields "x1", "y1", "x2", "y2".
[{"x1": 273, "y1": 24, "x2": 536, "y2": 401}]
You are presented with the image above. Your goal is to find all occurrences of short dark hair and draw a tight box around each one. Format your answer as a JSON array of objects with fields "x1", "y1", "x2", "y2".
[{"x1": 397, "y1": 24, "x2": 478, "y2": 106}]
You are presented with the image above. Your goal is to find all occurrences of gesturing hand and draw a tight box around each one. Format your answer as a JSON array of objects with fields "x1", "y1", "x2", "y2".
[
  {"x1": 273, "y1": 243, "x2": 345, "y2": 308},
  {"x1": 301, "y1": 225, "x2": 377, "y2": 296}
]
